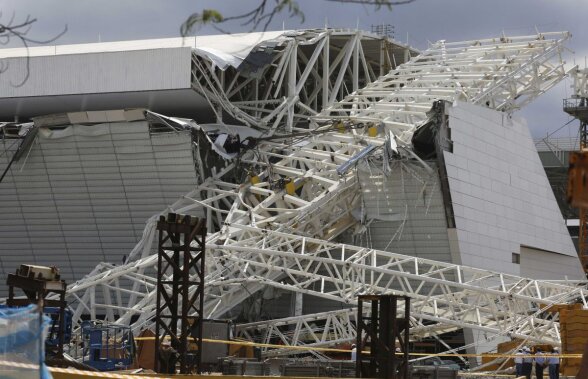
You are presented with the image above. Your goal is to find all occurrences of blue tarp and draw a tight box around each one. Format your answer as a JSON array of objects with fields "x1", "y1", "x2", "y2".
[{"x1": 0, "y1": 304, "x2": 52, "y2": 379}]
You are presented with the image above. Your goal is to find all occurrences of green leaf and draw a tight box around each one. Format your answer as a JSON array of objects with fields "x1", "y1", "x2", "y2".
[{"x1": 180, "y1": 9, "x2": 224, "y2": 36}]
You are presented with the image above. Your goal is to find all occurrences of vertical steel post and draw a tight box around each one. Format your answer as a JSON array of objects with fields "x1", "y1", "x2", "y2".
[
  {"x1": 353, "y1": 31, "x2": 359, "y2": 93},
  {"x1": 322, "y1": 33, "x2": 330, "y2": 110},
  {"x1": 403, "y1": 297, "x2": 410, "y2": 379},
  {"x1": 356, "y1": 296, "x2": 363, "y2": 379},
  {"x1": 356, "y1": 294, "x2": 411, "y2": 379},
  {"x1": 287, "y1": 40, "x2": 297, "y2": 132},
  {"x1": 388, "y1": 296, "x2": 397, "y2": 379},
  {"x1": 6, "y1": 268, "x2": 67, "y2": 360},
  {"x1": 372, "y1": 297, "x2": 380, "y2": 377},
  {"x1": 155, "y1": 213, "x2": 206, "y2": 374},
  {"x1": 154, "y1": 227, "x2": 163, "y2": 373}
]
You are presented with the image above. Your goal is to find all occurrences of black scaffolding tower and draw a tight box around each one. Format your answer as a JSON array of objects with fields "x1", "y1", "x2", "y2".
[
  {"x1": 356, "y1": 294, "x2": 410, "y2": 379},
  {"x1": 154, "y1": 213, "x2": 207, "y2": 374},
  {"x1": 6, "y1": 265, "x2": 67, "y2": 359}
]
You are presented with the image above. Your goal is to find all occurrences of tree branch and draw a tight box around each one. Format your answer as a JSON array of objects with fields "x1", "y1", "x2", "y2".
[
  {"x1": 0, "y1": 13, "x2": 67, "y2": 87},
  {"x1": 181, "y1": 0, "x2": 406, "y2": 36},
  {"x1": 324, "y1": 0, "x2": 416, "y2": 5}
]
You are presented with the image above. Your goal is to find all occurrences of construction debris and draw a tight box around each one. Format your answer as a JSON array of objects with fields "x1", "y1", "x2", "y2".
[
  {"x1": 0, "y1": 29, "x2": 586, "y2": 377},
  {"x1": 59, "y1": 32, "x2": 586, "y2": 366}
]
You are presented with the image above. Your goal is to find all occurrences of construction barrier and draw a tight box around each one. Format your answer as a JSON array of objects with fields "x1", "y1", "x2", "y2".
[
  {"x1": 0, "y1": 304, "x2": 51, "y2": 379},
  {"x1": 46, "y1": 366, "x2": 533, "y2": 379},
  {"x1": 49, "y1": 366, "x2": 173, "y2": 378},
  {"x1": 133, "y1": 336, "x2": 583, "y2": 360},
  {"x1": 0, "y1": 332, "x2": 553, "y2": 379}
]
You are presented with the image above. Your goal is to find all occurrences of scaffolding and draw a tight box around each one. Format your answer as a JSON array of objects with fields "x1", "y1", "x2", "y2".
[
  {"x1": 6, "y1": 265, "x2": 67, "y2": 359},
  {"x1": 356, "y1": 295, "x2": 410, "y2": 379},
  {"x1": 154, "y1": 214, "x2": 206, "y2": 374}
]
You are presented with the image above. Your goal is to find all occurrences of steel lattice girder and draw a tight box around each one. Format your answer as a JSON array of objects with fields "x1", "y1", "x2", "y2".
[
  {"x1": 315, "y1": 31, "x2": 572, "y2": 144},
  {"x1": 190, "y1": 29, "x2": 416, "y2": 132},
  {"x1": 208, "y1": 225, "x2": 586, "y2": 345},
  {"x1": 62, "y1": 31, "x2": 586, "y2": 354},
  {"x1": 65, "y1": 222, "x2": 588, "y2": 346}
]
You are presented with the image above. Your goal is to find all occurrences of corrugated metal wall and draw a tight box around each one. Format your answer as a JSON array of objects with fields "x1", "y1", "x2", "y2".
[
  {"x1": 345, "y1": 160, "x2": 450, "y2": 260},
  {"x1": 0, "y1": 121, "x2": 197, "y2": 296},
  {"x1": 300, "y1": 160, "x2": 451, "y2": 315},
  {"x1": 0, "y1": 47, "x2": 192, "y2": 98}
]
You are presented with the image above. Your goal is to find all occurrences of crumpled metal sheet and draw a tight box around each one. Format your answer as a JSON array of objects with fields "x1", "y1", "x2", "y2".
[
  {"x1": 193, "y1": 30, "x2": 290, "y2": 70},
  {"x1": 194, "y1": 123, "x2": 263, "y2": 160}
]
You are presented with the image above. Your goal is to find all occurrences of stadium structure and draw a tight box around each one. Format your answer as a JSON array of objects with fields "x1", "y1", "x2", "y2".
[
  {"x1": 536, "y1": 134, "x2": 582, "y2": 249},
  {"x1": 1, "y1": 28, "x2": 587, "y2": 366}
]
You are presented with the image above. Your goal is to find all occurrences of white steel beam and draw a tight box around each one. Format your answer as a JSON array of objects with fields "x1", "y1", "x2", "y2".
[{"x1": 61, "y1": 32, "x2": 583, "y2": 361}]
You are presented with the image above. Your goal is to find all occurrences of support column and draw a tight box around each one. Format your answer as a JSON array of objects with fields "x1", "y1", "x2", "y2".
[
  {"x1": 293, "y1": 292, "x2": 303, "y2": 317},
  {"x1": 6, "y1": 266, "x2": 67, "y2": 361},
  {"x1": 356, "y1": 294, "x2": 410, "y2": 379},
  {"x1": 287, "y1": 40, "x2": 297, "y2": 132},
  {"x1": 353, "y1": 32, "x2": 360, "y2": 93},
  {"x1": 155, "y1": 213, "x2": 207, "y2": 374},
  {"x1": 322, "y1": 34, "x2": 330, "y2": 110}
]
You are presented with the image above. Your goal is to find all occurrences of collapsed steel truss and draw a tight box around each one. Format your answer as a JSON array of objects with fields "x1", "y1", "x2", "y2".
[
  {"x1": 316, "y1": 31, "x2": 571, "y2": 143},
  {"x1": 191, "y1": 29, "x2": 415, "y2": 132},
  {"x1": 62, "y1": 31, "x2": 587, "y2": 356}
]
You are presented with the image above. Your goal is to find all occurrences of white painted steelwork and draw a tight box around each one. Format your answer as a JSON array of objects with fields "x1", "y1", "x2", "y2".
[
  {"x1": 62, "y1": 32, "x2": 585, "y2": 356},
  {"x1": 316, "y1": 32, "x2": 572, "y2": 144},
  {"x1": 0, "y1": 29, "x2": 414, "y2": 121},
  {"x1": 191, "y1": 29, "x2": 414, "y2": 132}
]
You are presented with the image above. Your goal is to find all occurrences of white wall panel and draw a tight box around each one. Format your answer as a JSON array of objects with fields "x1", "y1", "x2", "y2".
[
  {"x1": 444, "y1": 102, "x2": 584, "y2": 279},
  {"x1": 520, "y1": 246, "x2": 581, "y2": 279}
]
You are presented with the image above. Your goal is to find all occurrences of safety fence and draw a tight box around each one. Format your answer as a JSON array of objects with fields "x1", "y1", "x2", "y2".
[{"x1": 133, "y1": 336, "x2": 583, "y2": 360}]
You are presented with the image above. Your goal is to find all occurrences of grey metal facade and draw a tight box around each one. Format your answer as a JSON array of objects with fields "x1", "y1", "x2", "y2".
[
  {"x1": 0, "y1": 47, "x2": 192, "y2": 98},
  {"x1": 0, "y1": 120, "x2": 197, "y2": 294}
]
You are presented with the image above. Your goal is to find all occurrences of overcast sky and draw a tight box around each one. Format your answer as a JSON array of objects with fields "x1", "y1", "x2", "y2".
[{"x1": 2, "y1": 0, "x2": 587, "y2": 139}]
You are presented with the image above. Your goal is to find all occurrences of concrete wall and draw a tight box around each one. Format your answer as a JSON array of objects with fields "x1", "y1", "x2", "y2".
[{"x1": 0, "y1": 121, "x2": 197, "y2": 295}]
